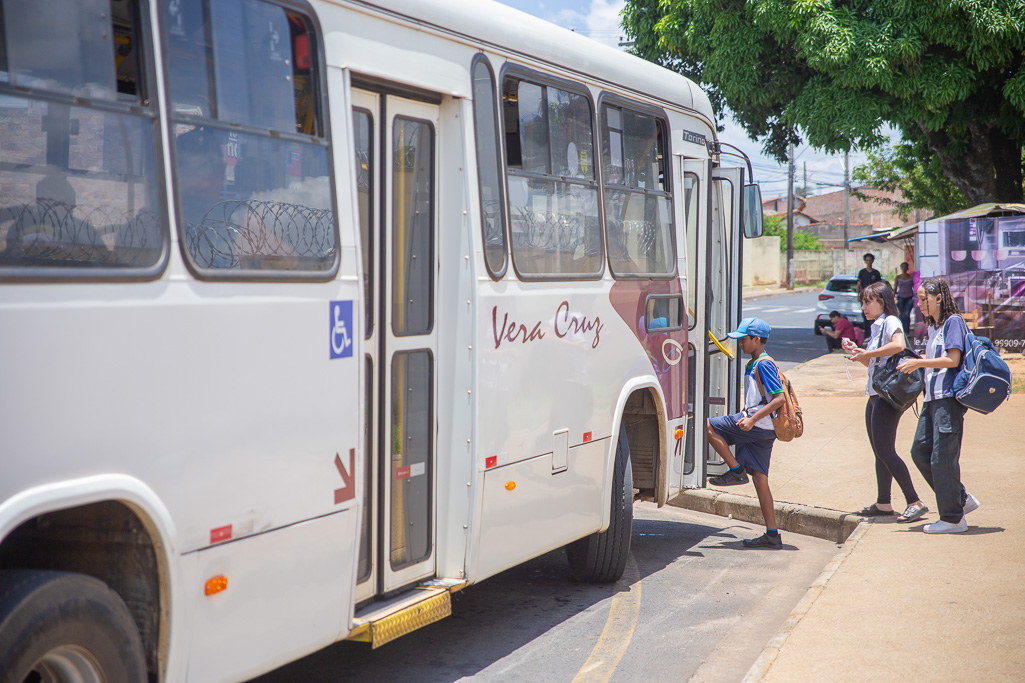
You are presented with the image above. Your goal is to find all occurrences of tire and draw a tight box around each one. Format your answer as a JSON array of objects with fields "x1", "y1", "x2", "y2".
[
  {"x1": 813, "y1": 321, "x2": 823, "y2": 335},
  {"x1": 0, "y1": 570, "x2": 147, "y2": 683},
  {"x1": 566, "y1": 423, "x2": 633, "y2": 582}
]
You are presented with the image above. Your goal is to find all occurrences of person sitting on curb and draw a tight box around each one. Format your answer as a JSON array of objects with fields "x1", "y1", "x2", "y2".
[
  {"x1": 706, "y1": 317, "x2": 787, "y2": 548},
  {"x1": 823, "y1": 310, "x2": 859, "y2": 351}
]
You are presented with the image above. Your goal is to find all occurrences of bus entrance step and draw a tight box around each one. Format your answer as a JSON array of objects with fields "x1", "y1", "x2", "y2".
[{"x1": 346, "y1": 580, "x2": 467, "y2": 648}]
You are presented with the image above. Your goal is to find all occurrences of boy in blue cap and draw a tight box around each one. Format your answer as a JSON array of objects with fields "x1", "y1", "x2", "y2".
[{"x1": 706, "y1": 317, "x2": 787, "y2": 547}]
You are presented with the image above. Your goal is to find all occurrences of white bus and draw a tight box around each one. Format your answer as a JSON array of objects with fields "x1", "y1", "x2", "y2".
[{"x1": 0, "y1": 0, "x2": 762, "y2": 680}]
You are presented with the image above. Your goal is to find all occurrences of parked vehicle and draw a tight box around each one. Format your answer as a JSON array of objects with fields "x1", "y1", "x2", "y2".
[{"x1": 814, "y1": 275, "x2": 864, "y2": 334}]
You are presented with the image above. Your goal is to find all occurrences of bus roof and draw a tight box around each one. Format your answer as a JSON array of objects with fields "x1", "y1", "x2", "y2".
[{"x1": 348, "y1": 0, "x2": 714, "y2": 125}]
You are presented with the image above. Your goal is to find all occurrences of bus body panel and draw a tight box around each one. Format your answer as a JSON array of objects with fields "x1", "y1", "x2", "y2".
[
  {"x1": 473, "y1": 439, "x2": 605, "y2": 580},
  {"x1": 184, "y1": 511, "x2": 356, "y2": 682}
]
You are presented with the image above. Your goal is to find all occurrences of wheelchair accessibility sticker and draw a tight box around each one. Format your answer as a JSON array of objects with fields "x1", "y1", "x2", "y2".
[{"x1": 329, "y1": 301, "x2": 354, "y2": 359}]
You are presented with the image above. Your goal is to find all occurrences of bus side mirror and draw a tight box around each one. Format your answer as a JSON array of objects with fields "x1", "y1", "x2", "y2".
[{"x1": 743, "y1": 184, "x2": 763, "y2": 238}]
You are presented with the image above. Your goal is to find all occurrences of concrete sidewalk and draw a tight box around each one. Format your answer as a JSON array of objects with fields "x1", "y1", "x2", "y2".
[{"x1": 670, "y1": 351, "x2": 1025, "y2": 681}]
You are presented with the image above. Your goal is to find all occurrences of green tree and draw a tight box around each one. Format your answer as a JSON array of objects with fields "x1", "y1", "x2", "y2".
[
  {"x1": 762, "y1": 213, "x2": 824, "y2": 251},
  {"x1": 852, "y1": 139, "x2": 968, "y2": 219},
  {"x1": 623, "y1": 0, "x2": 1025, "y2": 206}
]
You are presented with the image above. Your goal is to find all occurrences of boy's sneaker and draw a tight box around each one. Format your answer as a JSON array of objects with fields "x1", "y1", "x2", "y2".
[
  {"x1": 923, "y1": 518, "x2": 967, "y2": 534},
  {"x1": 709, "y1": 468, "x2": 749, "y2": 486},
  {"x1": 963, "y1": 492, "x2": 981, "y2": 515},
  {"x1": 743, "y1": 532, "x2": 782, "y2": 548}
]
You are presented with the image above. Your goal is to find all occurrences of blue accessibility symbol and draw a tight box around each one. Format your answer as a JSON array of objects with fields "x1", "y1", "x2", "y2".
[{"x1": 329, "y1": 301, "x2": 354, "y2": 359}]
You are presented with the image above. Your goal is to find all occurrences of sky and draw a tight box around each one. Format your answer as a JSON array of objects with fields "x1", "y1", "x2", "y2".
[{"x1": 494, "y1": 0, "x2": 872, "y2": 201}]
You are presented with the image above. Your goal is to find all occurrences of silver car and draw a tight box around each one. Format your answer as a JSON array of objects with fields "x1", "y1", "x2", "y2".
[{"x1": 813, "y1": 274, "x2": 864, "y2": 334}]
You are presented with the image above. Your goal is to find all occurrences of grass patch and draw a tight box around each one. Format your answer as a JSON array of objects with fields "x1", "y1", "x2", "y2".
[{"x1": 1004, "y1": 354, "x2": 1025, "y2": 394}]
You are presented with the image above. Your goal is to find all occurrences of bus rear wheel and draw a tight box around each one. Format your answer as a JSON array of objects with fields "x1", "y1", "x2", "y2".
[
  {"x1": 0, "y1": 569, "x2": 147, "y2": 683},
  {"x1": 566, "y1": 423, "x2": 633, "y2": 582}
]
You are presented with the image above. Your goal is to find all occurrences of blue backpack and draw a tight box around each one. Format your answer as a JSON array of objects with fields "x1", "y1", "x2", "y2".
[{"x1": 952, "y1": 325, "x2": 1011, "y2": 414}]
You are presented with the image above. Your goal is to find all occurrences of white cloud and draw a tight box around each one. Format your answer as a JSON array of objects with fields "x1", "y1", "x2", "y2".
[{"x1": 548, "y1": 0, "x2": 627, "y2": 49}]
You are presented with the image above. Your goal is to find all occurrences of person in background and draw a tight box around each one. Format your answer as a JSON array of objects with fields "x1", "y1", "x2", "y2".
[
  {"x1": 895, "y1": 262, "x2": 915, "y2": 333},
  {"x1": 823, "y1": 310, "x2": 858, "y2": 352},
  {"x1": 897, "y1": 278, "x2": 981, "y2": 534},
  {"x1": 857, "y1": 253, "x2": 883, "y2": 293},
  {"x1": 857, "y1": 253, "x2": 884, "y2": 334},
  {"x1": 845, "y1": 281, "x2": 930, "y2": 523}
]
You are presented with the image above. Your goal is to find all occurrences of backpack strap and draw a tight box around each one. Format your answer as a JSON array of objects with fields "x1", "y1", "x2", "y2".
[{"x1": 751, "y1": 353, "x2": 776, "y2": 403}]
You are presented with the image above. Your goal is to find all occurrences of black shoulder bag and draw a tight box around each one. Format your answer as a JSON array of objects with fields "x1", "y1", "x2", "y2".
[{"x1": 871, "y1": 315, "x2": 924, "y2": 412}]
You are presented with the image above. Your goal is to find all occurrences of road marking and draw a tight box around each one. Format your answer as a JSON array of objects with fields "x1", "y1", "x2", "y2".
[
  {"x1": 572, "y1": 556, "x2": 641, "y2": 683},
  {"x1": 795, "y1": 307, "x2": 816, "y2": 313}
]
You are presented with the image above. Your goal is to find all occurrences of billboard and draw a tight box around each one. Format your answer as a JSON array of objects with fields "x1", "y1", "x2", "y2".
[{"x1": 917, "y1": 211, "x2": 1025, "y2": 351}]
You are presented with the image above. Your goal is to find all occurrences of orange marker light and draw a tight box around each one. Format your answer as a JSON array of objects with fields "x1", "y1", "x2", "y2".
[
  {"x1": 675, "y1": 428, "x2": 684, "y2": 440},
  {"x1": 205, "y1": 576, "x2": 228, "y2": 596},
  {"x1": 505, "y1": 481, "x2": 516, "y2": 491}
]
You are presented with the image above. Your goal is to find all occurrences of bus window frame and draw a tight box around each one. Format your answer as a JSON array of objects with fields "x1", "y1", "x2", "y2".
[
  {"x1": 0, "y1": 0, "x2": 171, "y2": 283},
  {"x1": 158, "y1": 0, "x2": 341, "y2": 283},
  {"x1": 595, "y1": 91, "x2": 677, "y2": 281},
  {"x1": 470, "y1": 53, "x2": 509, "y2": 281},
  {"x1": 499, "y1": 63, "x2": 605, "y2": 283}
]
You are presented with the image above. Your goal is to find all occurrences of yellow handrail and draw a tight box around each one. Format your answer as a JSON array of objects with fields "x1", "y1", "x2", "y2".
[{"x1": 708, "y1": 331, "x2": 735, "y2": 359}]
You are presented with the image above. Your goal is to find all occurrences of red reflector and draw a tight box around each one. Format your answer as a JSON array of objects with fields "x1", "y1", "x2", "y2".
[
  {"x1": 396, "y1": 466, "x2": 411, "y2": 480},
  {"x1": 583, "y1": 431, "x2": 592, "y2": 442},
  {"x1": 485, "y1": 456, "x2": 497, "y2": 469},
  {"x1": 294, "y1": 34, "x2": 310, "y2": 70},
  {"x1": 818, "y1": 294, "x2": 834, "y2": 301},
  {"x1": 210, "y1": 525, "x2": 232, "y2": 544}
]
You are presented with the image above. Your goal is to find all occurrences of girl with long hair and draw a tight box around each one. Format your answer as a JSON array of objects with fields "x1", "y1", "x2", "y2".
[
  {"x1": 896, "y1": 278, "x2": 980, "y2": 533},
  {"x1": 844, "y1": 281, "x2": 930, "y2": 522}
]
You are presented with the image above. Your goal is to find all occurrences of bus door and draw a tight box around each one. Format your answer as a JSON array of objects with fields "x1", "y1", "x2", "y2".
[
  {"x1": 353, "y1": 90, "x2": 439, "y2": 601},
  {"x1": 706, "y1": 167, "x2": 745, "y2": 474},
  {"x1": 679, "y1": 157, "x2": 710, "y2": 488}
]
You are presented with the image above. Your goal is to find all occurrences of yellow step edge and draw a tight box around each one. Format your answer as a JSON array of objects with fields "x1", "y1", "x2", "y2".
[{"x1": 346, "y1": 581, "x2": 466, "y2": 648}]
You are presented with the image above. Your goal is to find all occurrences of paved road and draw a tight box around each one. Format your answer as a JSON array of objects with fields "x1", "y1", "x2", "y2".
[
  {"x1": 742, "y1": 292, "x2": 826, "y2": 370},
  {"x1": 252, "y1": 504, "x2": 839, "y2": 683}
]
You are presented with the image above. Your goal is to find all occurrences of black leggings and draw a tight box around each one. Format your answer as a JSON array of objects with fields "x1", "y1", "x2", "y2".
[{"x1": 865, "y1": 395, "x2": 920, "y2": 507}]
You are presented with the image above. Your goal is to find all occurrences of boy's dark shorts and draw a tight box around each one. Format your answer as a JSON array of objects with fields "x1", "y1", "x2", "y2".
[{"x1": 709, "y1": 413, "x2": 776, "y2": 476}]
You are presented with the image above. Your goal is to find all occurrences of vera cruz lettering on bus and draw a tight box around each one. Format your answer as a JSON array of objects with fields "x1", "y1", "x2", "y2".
[{"x1": 491, "y1": 301, "x2": 604, "y2": 350}]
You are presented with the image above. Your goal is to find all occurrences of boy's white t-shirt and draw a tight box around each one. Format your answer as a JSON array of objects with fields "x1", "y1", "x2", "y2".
[{"x1": 865, "y1": 315, "x2": 904, "y2": 397}]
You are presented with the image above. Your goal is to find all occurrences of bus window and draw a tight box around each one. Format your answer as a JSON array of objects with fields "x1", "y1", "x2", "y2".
[
  {"x1": 391, "y1": 117, "x2": 434, "y2": 336},
  {"x1": 354, "y1": 109, "x2": 374, "y2": 336},
  {"x1": 601, "y1": 104, "x2": 674, "y2": 277},
  {"x1": 0, "y1": 0, "x2": 166, "y2": 276},
  {"x1": 471, "y1": 56, "x2": 507, "y2": 279},
  {"x1": 684, "y1": 173, "x2": 699, "y2": 329},
  {"x1": 164, "y1": 0, "x2": 337, "y2": 276},
  {"x1": 502, "y1": 76, "x2": 601, "y2": 279}
]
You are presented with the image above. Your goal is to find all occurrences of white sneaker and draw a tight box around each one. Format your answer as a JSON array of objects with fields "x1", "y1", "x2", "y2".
[
  {"x1": 963, "y1": 492, "x2": 981, "y2": 515},
  {"x1": 923, "y1": 518, "x2": 967, "y2": 534}
]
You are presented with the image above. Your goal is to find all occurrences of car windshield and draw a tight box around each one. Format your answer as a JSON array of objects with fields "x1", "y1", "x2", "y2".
[{"x1": 827, "y1": 279, "x2": 858, "y2": 294}]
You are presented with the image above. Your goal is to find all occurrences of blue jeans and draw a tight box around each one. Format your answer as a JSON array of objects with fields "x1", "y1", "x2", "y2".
[{"x1": 910, "y1": 398, "x2": 968, "y2": 523}]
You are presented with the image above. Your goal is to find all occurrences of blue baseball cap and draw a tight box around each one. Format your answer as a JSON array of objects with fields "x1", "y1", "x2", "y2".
[{"x1": 727, "y1": 317, "x2": 771, "y2": 339}]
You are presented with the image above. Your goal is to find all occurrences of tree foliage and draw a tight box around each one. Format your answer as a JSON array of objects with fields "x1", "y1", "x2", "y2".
[
  {"x1": 852, "y1": 139, "x2": 968, "y2": 219},
  {"x1": 762, "y1": 214, "x2": 824, "y2": 251},
  {"x1": 622, "y1": 0, "x2": 1025, "y2": 206}
]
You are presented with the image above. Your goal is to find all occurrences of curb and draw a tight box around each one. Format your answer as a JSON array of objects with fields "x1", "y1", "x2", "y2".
[
  {"x1": 740, "y1": 520, "x2": 871, "y2": 682},
  {"x1": 742, "y1": 286, "x2": 817, "y2": 301},
  {"x1": 666, "y1": 488, "x2": 863, "y2": 544}
]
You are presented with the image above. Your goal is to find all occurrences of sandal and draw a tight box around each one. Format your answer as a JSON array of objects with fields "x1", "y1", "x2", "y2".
[
  {"x1": 856, "y1": 504, "x2": 895, "y2": 517},
  {"x1": 897, "y1": 503, "x2": 929, "y2": 523}
]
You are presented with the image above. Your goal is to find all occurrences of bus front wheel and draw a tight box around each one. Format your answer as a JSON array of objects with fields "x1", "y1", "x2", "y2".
[
  {"x1": 0, "y1": 569, "x2": 147, "y2": 683},
  {"x1": 566, "y1": 423, "x2": 633, "y2": 582}
]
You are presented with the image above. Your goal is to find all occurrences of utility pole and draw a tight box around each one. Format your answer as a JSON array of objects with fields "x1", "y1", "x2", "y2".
[
  {"x1": 786, "y1": 142, "x2": 795, "y2": 290},
  {"x1": 803, "y1": 162, "x2": 807, "y2": 198},
  {"x1": 843, "y1": 149, "x2": 850, "y2": 256}
]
